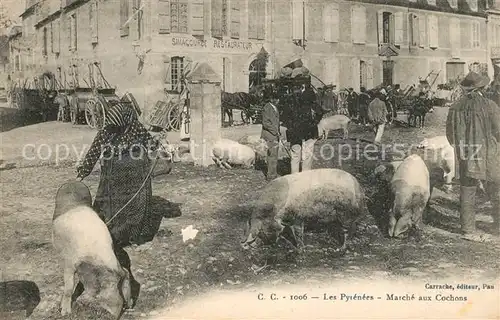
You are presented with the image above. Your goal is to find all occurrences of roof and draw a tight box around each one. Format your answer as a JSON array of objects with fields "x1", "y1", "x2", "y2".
[{"x1": 349, "y1": 0, "x2": 494, "y2": 17}]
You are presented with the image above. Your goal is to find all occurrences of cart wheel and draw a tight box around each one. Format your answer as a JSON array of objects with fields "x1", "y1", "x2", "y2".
[
  {"x1": 85, "y1": 98, "x2": 106, "y2": 129},
  {"x1": 166, "y1": 103, "x2": 181, "y2": 131}
]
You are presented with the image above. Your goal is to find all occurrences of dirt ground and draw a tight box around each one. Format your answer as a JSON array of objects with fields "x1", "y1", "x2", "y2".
[{"x1": 1, "y1": 107, "x2": 499, "y2": 319}]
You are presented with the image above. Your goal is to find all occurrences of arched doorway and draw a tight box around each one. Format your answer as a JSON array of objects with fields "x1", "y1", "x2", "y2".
[{"x1": 248, "y1": 48, "x2": 268, "y2": 92}]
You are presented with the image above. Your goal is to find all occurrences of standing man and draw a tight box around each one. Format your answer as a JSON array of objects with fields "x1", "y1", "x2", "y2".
[
  {"x1": 260, "y1": 86, "x2": 281, "y2": 181},
  {"x1": 358, "y1": 87, "x2": 371, "y2": 126},
  {"x1": 286, "y1": 81, "x2": 320, "y2": 174},
  {"x1": 446, "y1": 71, "x2": 500, "y2": 241},
  {"x1": 367, "y1": 90, "x2": 388, "y2": 145},
  {"x1": 346, "y1": 88, "x2": 358, "y2": 119}
]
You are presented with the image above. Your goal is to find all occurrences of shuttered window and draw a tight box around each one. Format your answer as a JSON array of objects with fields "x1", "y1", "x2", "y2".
[
  {"x1": 42, "y1": 27, "x2": 48, "y2": 56},
  {"x1": 120, "y1": 0, "x2": 129, "y2": 37},
  {"x1": 230, "y1": 0, "x2": 240, "y2": 39},
  {"x1": 394, "y1": 11, "x2": 404, "y2": 46},
  {"x1": 292, "y1": 1, "x2": 304, "y2": 41},
  {"x1": 419, "y1": 14, "x2": 426, "y2": 47},
  {"x1": 69, "y1": 14, "x2": 77, "y2": 51},
  {"x1": 323, "y1": 57, "x2": 339, "y2": 87},
  {"x1": 212, "y1": 0, "x2": 223, "y2": 37},
  {"x1": 428, "y1": 15, "x2": 438, "y2": 48},
  {"x1": 450, "y1": 17, "x2": 461, "y2": 58},
  {"x1": 248, "y1": 0, "x2": 265, "y2": 40},
  {"x1": 171, "y1": 0, "x2": 188, "y2": 34},
  {"x1": 221, "y1": 0, "x2": 228, "y2": 36},
  {"x1": 409, "y1": 13, "x2": 419, "y2": 46},
  {"x1": 158, "y1": 0, "x2": 171, "y2": 34},
  {"x1": 134, "y1": 0, "x2": 143, "y2": 40},
  {"x1": 90, "y1": 1, "x2": 98, "y2": 44},
  {"x1": 351, "y1": 6, "x2": 366, "y2": 44},
  {"x1": 323, "y1": 3, "x2": 339, "y2": 43},
  {"x1": 191, "y1": 0, "x2": 204, "y2": 35},
  {"x1": 471, "y1": 21, "x2": 480, "y2": 48},
  {"x1": 53, "y1": 20, "x2": 60, "y2": 53}
]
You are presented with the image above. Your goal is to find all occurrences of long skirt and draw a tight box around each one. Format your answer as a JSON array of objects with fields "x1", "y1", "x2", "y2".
[{"x1": 93, "y1": 148, "x2": 157, "y2": 248}]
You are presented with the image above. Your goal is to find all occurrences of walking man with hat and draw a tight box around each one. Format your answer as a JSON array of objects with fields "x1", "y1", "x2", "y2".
[
  {"x1": 261, "y1": 86, "x2": 281, "y2": 181},
  {"x1": 446, "y1": 71, "x2": 500, "y2": 241}
]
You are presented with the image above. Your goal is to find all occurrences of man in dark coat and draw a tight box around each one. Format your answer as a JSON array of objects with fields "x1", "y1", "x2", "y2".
[
  {"x1": 446, "y1": 72, "x2": 500, "y2": 241},
  {"x1": 260, "y1": 86, "x2": 281, "y2": 181},
  {"x1": 367, "y1": 90, "x2": 388, "y2": 144},
  {"x1": 284, "y1": 82, "x2": 321, "y2": 173},
  {"x1": 346, "y1": 87, "x2": 358, "y2": 119},
  {"x1": 358, "y1": 87, "x2": 371, "y2": 125}
]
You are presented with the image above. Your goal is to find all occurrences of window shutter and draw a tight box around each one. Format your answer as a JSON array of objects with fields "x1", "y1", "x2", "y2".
[
  {"x1": 53, "y1": 20, "x2": 60, "y2": 53},
  {"x1": 191, "y1": 0, "x2": 204, "y2": 35},
  {"x1": 428, "y1": 15, "x2": 438, "y2": 48},
  {"x1": 351, "y1": 6, "x2": 366, "y2": 44},
  {"x1": 323, "y1": 57, "x2": 339, "y2": 87},
  {"x1": 410, "y1": 14, "x2": 419, "y2": 46},
  {"x1": 256, "y1": 0, "x2": 265, "y2": 40},
  {"x1": 394, "y1": 11, "x2": 404, "y2": 46},
  {"x1": 158, "y1": 0, "x2": 171, "y2": 33},
  {"x1": 248, "y1": 0, "x2": 257, "y2": 39},
  {"x1": 377, "y1": 10, "x2": 384, "y2": 45},
  {"x1": 471, "y1": 22, "x2": 480, "y2": 48},
  {"x1": 419, "y1": 14, "x2": 426, "y2": 47},
  {"x1": 230, "y1": 0, "x2": 240, "y2": 38},
  {"x1": 120, "y1": 0, "x2": 129, "y2": 37},
  {"x1": 366, "y1": 60, "x2": 374, "y2": 89},
  {"x1": 450, "y1": 17, "x2": 460, "y2": 58},
  {"x1": 211, "y1": 0, "x2": 223, "y2": 38},
  {"x1": 90, "y1": 1, "x2": 98, "y2": 44},
  {"x1": 292, "y1": 1, "x2": 304, "y2": 40},
  {"x1": 323, "y1": 3, "x2": 339, "y2": 43},
  {"x1": 164, "y1": 59, "x2": 172, "y2": 90}
]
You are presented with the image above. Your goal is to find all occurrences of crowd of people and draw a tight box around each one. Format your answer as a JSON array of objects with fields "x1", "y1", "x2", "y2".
[{"x1": 259, "y1": 77, "x2": 403, "y2": 180}]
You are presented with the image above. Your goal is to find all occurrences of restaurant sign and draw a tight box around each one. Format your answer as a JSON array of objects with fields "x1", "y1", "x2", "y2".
[{"x1": 172, "y1": 37, "x2": 253, "y2": 51}]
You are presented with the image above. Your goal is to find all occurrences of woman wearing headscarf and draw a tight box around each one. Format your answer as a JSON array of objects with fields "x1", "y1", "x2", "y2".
[
  {"x1": 76, "y1": 99, "x2": 159, "y2": 307},
  {"x1": 446, "y1": 72, "x2": 500, "y2": 242}
]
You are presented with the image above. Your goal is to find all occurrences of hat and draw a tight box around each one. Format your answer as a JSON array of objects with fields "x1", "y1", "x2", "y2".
[{"x1": 460, "y1": 71, "x2": 490, "y2": 90}]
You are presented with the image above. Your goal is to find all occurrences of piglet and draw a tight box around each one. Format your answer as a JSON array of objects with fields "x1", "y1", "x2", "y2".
[
  {"x1": 212, "y1": 138, "x2": 257, "y2": 169},
  {"x1": 52, "y1": 181, "x2": 132, "y2": 319},
  {"x1": 317, "y1": 115, "x2": 350, "y2": 140}
]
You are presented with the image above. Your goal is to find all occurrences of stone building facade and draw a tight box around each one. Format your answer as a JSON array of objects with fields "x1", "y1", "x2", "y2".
[{"x1": 9, "y1": 0, "x2": 497, "y2": 118}]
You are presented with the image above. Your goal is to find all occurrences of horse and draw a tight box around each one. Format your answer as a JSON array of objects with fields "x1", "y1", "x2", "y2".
[{"x1": 221, "y1": 86, "x2": 264, "y2": 126}]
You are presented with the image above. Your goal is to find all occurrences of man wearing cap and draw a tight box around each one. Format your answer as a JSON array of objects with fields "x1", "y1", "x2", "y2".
[
  {"x1": 358, "y1": 87, "x2": 371, "y2": 126},
  {"x1": 367, "y1": 90, "x2": 388, "y2": 145},
  {"x1": 261, "y1": 86, "x2": 281, "y2": 181},
  {"x1": 446, "y1": 71, "x2": 500, "y2": 241},
  {"x1": 346, "y1": 87, "x2": 358, "y2": 119}
]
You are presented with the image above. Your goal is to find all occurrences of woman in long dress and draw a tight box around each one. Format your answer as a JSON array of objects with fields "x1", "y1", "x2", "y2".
[{"x1": 76, "y1": 99, "x2": 159, "y2": 307}]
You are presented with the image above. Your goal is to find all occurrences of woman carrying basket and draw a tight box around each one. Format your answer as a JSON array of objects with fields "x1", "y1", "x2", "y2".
[{"x1": 76, "y1": 99, "x2": 160, "y2": 307}]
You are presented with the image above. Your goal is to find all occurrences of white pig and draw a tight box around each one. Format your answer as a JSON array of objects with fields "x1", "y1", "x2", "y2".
[
  {"x1": 241, "y1": 168, "x2": 368, "y2": 251},
  {"x1": 373, "y1": 155, "x2": 431, "y2": 238},
  {"x1": 317, "y1": 115, "x2": 351, "y2": 140},
  {"x1": 416, "y1": 135, "x2": 455, "y2": 192},
  {"x1": 52, "y1": 181, "x2": 132, "y2": 319},
  {"x1": 212, "y1": 138, "x2": 256, "y2": 169}
]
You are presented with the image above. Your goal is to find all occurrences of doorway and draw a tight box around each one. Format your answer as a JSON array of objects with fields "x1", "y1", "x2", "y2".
[{"x1": 382, "y1": 60, "x2": 394, "y2": 86}]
